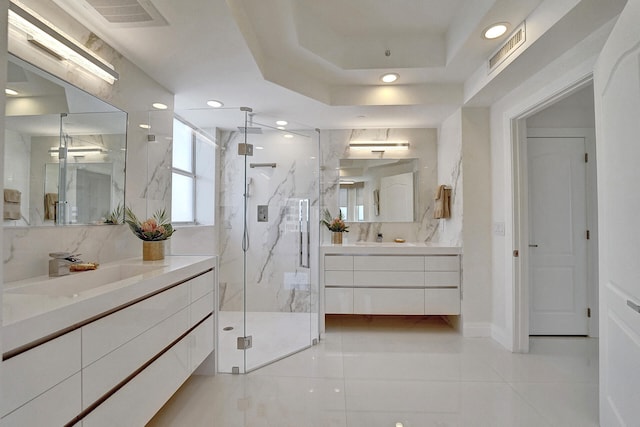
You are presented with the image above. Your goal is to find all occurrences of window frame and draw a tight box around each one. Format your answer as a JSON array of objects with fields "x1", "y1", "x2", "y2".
[{"x1": 171, "y1": 117, "x2": 197, "y2": 225}]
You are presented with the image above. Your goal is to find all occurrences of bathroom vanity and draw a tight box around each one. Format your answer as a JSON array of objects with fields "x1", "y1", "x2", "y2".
[
  {"x1": 322, "y1": 244, "x2": 461, "y2": 315},
  {"x1": 1, "y1": 255, "x2": 215, "y2": 426}
]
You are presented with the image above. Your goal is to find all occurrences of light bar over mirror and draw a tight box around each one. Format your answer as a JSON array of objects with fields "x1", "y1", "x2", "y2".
[
  {"x1": 8, "y1": 1, "x2": 119, "y2": 84},
  {"x1": 349, "y1": 141, "x2": 410, "y2": 152}
]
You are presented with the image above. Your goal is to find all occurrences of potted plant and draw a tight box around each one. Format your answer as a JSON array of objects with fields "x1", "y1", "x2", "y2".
[
  {"x1": 321, "y1": 208, "x2": 349, "y2": 244},
  {"x1": 125, "y1": 207, "x2": 175, "y2": 260}
]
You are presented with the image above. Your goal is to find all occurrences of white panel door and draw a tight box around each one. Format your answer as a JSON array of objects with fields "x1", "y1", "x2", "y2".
[
  {"x1": 594, "y1": 0, "x2": 640, "y2": 424},
  {"x1": 379, "y1": 172, "x2": 413, "y2": 221},
  {"x1": 527, "y1": 137, "x2": 588, "y2": 335}
]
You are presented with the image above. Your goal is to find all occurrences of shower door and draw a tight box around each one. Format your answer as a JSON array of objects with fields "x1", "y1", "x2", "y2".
[{"x1": 217, "y1": 116, "x2": 319, "y2": 373}]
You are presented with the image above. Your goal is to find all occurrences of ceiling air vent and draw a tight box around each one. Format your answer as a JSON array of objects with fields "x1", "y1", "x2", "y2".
[
  {"x1": 55, "y1": 0, "x2": 168, "y2": 28},
  {"x1": 488, "y1": 22, "x2": 525, "y2": 73}
]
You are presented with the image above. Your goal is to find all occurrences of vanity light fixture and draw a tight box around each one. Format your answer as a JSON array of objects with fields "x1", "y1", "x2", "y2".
[
  {"x1": 349, "y1": 141, "x2": 409, "y2": 151},
  {"x1": 5, "y1": 88, "x2": 19, "y2": 96},
  {"x1": 49, "y1": 146, "x2": 105, "y2": 157},
  {"x1": 206, "y1": 99, "x2": 224, "y2": 108},
  {"x1": 8, "y1": 1, "x2": 119, "y2": 84},
  {"x1": 483, "y1": 23, "x2": 508, "y2": 39},
  {"x1": 152, "y1": 102, "x2": 168, "y2": 110},
  {"x1": 380, "y1": 73, "x2": 399, "y2": 83}
]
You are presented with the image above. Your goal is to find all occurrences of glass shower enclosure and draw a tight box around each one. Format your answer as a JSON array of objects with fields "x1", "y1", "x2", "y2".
[{"x1": 178, "y1": 107, "x2": 319, "y2": 373}]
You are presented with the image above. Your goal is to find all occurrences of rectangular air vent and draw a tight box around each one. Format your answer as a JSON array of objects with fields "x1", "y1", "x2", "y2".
[
  {"x1": 488, "y1": 22, "x2": 526, "y2": 73},
  {"x1": 54, "y1": 0, "x2": 168, "y2": 28}
]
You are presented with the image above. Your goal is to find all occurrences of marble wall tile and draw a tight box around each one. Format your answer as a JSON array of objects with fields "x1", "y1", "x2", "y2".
[
  {"x1": 320, "y1": 128, "x2": 440, "y2": 244},
  {"x1": 217, "y1": 130, "x2": 319, "y2": 313}
]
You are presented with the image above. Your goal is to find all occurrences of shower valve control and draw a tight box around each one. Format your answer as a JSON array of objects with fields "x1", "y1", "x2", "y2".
[{"x1": 258, "y1": 205, "x2": 268, "y2": 222}]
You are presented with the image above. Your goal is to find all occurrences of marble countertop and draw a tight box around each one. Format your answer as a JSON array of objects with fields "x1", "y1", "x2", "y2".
[
  {"x1": 321, "y1": 242, "x2": 462, "y2": 255},
  {"x1": 2, "y1": 255, "x2": 216, "y2": 353}
]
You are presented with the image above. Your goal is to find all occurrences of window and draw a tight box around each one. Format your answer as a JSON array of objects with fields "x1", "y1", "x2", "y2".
[{"x1": 171, "y1": 118, "x2": 215, "y2": 225}]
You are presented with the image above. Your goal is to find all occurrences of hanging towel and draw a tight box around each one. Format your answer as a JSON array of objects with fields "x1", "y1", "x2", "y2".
[
  {"x1": 433, "y1": 185, "x2": 451, "y2": 219},
  {"x1": 45, "y1": 193, "x2": 58, "y2": 220},
  {"x1": 3, "y1": 189, "x2": 21, "y2": 220}
]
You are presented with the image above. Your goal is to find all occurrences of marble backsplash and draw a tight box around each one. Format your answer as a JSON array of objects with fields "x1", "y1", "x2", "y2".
[{"x1": 320, "y1": 128, "x2": 444, "y2": 244}]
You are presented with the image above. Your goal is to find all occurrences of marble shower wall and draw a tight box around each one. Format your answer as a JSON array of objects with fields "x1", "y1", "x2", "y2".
[
  {"x1": 3, "y1": 0, "x2": 174, "y2": 282},
  {"x1": 217, "y1": 129, "x2": 319, "y2": 313},
  {"x1": 320, "y1": 128, "x2": 442, "y2": 243}
]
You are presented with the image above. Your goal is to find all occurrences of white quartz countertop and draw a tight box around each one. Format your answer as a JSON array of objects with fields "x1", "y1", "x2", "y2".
[
  {"x1": 321, "y1": 242, "x2": 461, "y2": 255},
  {"x1": 2, "y1": 255, "x2": 216, "y2": 353}
]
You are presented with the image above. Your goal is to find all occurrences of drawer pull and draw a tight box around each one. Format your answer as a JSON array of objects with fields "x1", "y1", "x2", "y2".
[{"x1": 627, "y1": 300, "x2": 640, "y2": 314}]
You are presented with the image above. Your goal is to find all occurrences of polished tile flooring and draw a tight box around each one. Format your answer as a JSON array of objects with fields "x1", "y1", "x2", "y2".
[{"x1": 147, "y1": 315, "x2": 599, "y2": 427}]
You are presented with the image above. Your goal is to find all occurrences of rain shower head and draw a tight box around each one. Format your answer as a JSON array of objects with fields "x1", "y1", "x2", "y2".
[
  {"x1": 237, "y1": 126, "x2": 262, "y2": 134},
  {"x1": 238, "y1": 111, "x2": 263, "y2": 134}
]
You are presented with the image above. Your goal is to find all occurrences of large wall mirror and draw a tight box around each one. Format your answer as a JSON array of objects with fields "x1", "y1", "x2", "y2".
[
  {"x1": 339, "y1": 158, "x2": 417, "y2": 222},
  {"x1": 4, "y1": 55, "x2": 127, "y2": 226}
]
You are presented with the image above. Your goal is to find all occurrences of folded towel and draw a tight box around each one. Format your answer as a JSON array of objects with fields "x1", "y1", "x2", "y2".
[
  {"x1": 45, "y1": 193, "x2": 58, "y2": 220},
  {"x1": 3, "y1": 200, "x2": 21, "y2": 220},
  {"x1": 4, "y1": 188, "x2": 21, "y2": 203},
  {"x1": 433, "y1": 185, "x2": 451, "y2": 219}
]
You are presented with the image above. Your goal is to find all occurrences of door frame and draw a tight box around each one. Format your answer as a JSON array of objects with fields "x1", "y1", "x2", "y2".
[{"x1": 511, "y1": 75, "x2": 598, "y2": 352}]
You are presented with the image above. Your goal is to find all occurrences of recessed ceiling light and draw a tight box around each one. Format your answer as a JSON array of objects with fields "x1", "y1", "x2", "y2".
[
  {"x1": 206, "y1": 99, "x2": 224, "y2": 108},
  {"x1": 483, "y1": 23, "x2": 508, "y2": 39},
  {"x1": 152, "y1": 102, "x2": 167, "y2": 110},
  {"x1": 139, "y1": 124, "x2": 151, "y2": 129},
  {"x1": 276, "y1": 120, "x2": 288, "y2": 126},
  {"x1": 380, "y1": 73, "x2": 399, "y2": 83},
  {"x1": 284, "y1": 134, "x2": 294, "y2": 139},
  {"x1": 277, "y1": 126, "x2": 286, "y2": 130},
  {"x1": 5, "y1": 88, "x2": 18, "y2": 96}
]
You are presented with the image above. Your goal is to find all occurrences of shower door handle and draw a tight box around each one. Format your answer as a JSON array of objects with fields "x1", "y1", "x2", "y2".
[{"x1": 299, "y1": 199, "x2": 310, "y2": 268}]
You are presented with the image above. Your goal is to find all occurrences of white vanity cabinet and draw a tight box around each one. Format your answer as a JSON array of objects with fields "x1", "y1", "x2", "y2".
[
  {"x1": 322, "y1": 246, "x2": 461, "y2": 316},
  {"x1": 0, "y1": 331, "x2": 82, "y2": 426},
  {"x1": 1, "y1": 257, "x2": 215, "y2": 426}
]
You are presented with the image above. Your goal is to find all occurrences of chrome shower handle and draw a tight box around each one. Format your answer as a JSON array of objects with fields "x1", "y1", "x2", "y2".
[{"x1": 299, "y1": 199, "x2": 310, "y2": 268}]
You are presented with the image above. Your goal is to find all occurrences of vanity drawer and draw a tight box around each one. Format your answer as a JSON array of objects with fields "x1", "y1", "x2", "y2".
[
  {"x1": 0, "y1": 329, "x2": 81, "y2": 418},
  {"x1": 189, "y1": 315, "x2": 215, "y2": 371},
  {"x1": 354, "y1": 288, "x2": 424, "y2": 314},
  {"x1": 190, "y1": 270, "x2": 214, "y2": 302},
  {"x1": 354, "y1": 271, "x2": 425, "y2": 288},
  {"x1": 190, "y1": 291, "x2": 214, "y2": 327},
  {"x1": 354, "y1": 255, "x2": 424, "y2": 271},
  {"x1": 325, "y1": 270, "x2": 353, "y2": 286},
  {"x1": 425, "y1": 271, "x2": 460, "y2": 286},
  {"x1": 425, "y1": 288, "x2": 460, "y2": 314},
  {"x1": 325, "y1": 288, "x2": 354, "y2": 314},
  {"x1": 81, "y1": 307, "x2": 190, "y2": 407},
  {"x1": 82, "y1": 327, "x2": 191, "y2": 427},
  {"x1": 82, "y1": 283, "x2": 190, "y2": 367},
  {"x1": 324, "y1": 255, "x2": 353, "y2": 270},
  {"x1": 425, "y1": 255, "x2": 460, "y2": 271},
  {"x1": 1, "y1": 372, "x2": 81, "y2": 427}
]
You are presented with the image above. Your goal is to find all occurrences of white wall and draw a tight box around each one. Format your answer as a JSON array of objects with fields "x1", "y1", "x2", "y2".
[
  {"x1": 489, "y1": 18, "x2": 616, "y2": 350},
  {"x1": 438, "y1": 108, "x2": 492, "y2": 336},
  {"x1": 461, "y1": 108, "x2": 492, "y2": 336}
]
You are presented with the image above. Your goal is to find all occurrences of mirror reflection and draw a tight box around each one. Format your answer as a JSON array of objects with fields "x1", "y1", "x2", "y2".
[
  {"x1": 4, "y1": 55, "x2": 127, "y2": 226},
  {"x1": 339, "y1": 158, "x2": 417, "y2": 222}
]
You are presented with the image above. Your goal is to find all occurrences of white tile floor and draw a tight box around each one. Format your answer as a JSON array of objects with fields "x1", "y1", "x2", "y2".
[{"x1": 147, "y1": 315, "x2": 599, "y2": 427}]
